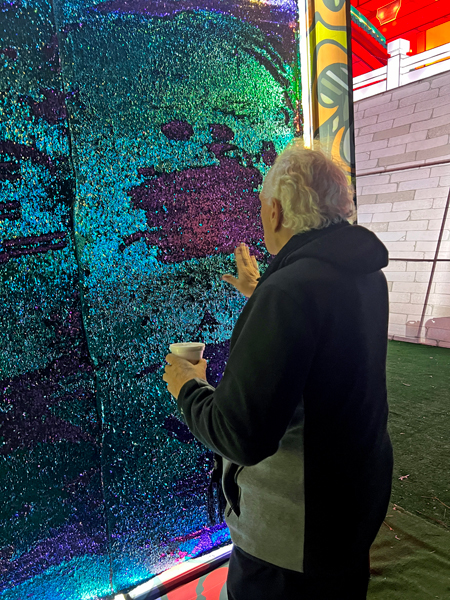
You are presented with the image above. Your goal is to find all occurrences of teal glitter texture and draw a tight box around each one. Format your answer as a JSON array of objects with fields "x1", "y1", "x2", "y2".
[{"x1": 0, "y1": 0, "x2": 299, "y2": 597}]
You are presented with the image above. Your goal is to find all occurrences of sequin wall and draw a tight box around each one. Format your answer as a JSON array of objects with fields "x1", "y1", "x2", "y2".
[{"x1": 1, "y1": 0, "x2": 299, "y2": 598}]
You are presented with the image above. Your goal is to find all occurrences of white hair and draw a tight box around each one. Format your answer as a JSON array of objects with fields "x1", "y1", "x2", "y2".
[{"x1": 261, "y1": 142, "x2": 355, "y2": 233}]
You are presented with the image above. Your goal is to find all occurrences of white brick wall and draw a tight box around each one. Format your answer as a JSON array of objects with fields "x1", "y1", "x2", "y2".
[{"x1": 355, "y1": 71, "x2": 450, "y2": 346}]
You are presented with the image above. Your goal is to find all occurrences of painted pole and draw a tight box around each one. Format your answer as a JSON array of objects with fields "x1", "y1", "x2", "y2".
[{"x1": 298, "y1": 0, "x2": 356, "y2": 184}]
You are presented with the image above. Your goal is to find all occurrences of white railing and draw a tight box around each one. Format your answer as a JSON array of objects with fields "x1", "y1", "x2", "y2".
[
  {"x1": 353, "y1": 65, "x2": 387, "y2": 99},
  {"x1": 353, "y1": 39, "x2": 450, "y2": 101}
]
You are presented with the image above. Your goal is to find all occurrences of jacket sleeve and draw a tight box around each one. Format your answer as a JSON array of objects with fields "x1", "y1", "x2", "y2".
[{"x1": 176, "y1": 283, "x2": 318, "y2": 466}]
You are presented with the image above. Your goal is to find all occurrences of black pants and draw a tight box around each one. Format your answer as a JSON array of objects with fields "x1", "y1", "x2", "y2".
[{"x1": 226, "y1": 545, "x2": 370, "y2": 600}]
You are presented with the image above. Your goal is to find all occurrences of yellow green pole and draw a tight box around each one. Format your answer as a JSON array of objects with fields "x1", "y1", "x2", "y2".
[{"x1": 298, "y1": 0, "x2": 356, "y2": 181}]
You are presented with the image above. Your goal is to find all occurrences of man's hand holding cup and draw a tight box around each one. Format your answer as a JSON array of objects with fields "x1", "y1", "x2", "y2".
[{"x1": 163, "y1": 343, "x2": 207, "y2": 399}]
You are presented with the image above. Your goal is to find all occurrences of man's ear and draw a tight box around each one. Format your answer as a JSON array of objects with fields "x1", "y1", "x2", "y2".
[{"x1": 271, "y1": 199, "x2": 284, "y2": 231}]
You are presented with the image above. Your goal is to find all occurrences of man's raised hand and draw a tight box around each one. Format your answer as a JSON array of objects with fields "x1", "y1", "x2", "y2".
[{"x1": 222, "y1": 243, "x2": 260, "y2": 298}]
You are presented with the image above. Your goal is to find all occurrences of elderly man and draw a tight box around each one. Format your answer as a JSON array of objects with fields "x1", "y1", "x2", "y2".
[{"x1": 163, "y1": 144, "x2": 393, "y2": 600}]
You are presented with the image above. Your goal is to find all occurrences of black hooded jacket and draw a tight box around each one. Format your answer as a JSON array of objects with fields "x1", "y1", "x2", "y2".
[{"x1": 177, "y1": 222, "x2": 394, "y2": 579}]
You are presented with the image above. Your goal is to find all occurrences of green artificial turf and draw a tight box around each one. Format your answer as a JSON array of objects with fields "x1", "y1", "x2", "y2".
[
  {"x1": 369, "y1": 505, "x2": 450, "y2": 599},
  {"x1": 386, "y1": 340, "x2": 450, "y2": 531}
]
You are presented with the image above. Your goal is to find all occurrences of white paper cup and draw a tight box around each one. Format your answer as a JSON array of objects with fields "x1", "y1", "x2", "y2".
[{"x1": 169, "y1": 342, "x2": 205, "y2": 364}]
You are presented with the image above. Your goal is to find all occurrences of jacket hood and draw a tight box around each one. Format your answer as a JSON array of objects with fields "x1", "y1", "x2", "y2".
[{"x1": 258, "y1": 222, "x2": 389, "y2": 287}]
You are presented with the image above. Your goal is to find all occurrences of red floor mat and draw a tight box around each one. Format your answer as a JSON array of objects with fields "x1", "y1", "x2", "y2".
[{"x1": 159, "y1": 564, "x2": 229, "y2": 600}]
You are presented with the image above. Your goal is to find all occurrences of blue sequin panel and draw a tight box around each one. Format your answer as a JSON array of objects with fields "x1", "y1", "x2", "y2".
[
  {"x1": 1, "y1": 0, "x2": 299, "y2": 597},
  {"x1": 0, "y1": 1, "x2": 110, "y2": 599}
]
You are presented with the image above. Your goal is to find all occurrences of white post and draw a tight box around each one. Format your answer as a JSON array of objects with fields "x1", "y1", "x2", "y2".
[
  {"x1": 298, "y1": 0, "x2": 314, "y2": 149},
  {"x1": 386, "y1": 39, "x2": 410, "y2": 90}
]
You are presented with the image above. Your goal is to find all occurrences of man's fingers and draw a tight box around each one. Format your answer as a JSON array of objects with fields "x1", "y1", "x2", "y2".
[
  {"x1": 236, "y1": 243, "x2": 258, "y2": 273},
  {"x1": 242, "y1": 244, "x2": 252, "y2": 263},
  {"x1": 241, "y1": 244, "x2": 255, "y2": 263},
  {"x1": 165, "y1": 353, "x2": 185, "y2": 365},
  {"x1": 235, "y1": 244, "x2": 249, "y2": 268},
  {"x1": 225, "y1": 244, "x2": 259, "y2": 294},
  {"x1": 250, "y1": 255, "x2": 259, "y2": 271}
]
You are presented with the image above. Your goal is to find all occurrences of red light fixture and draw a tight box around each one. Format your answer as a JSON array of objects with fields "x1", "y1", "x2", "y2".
[{"x1": 377, "y1": 0, "x2": 401, "y2": 26}]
